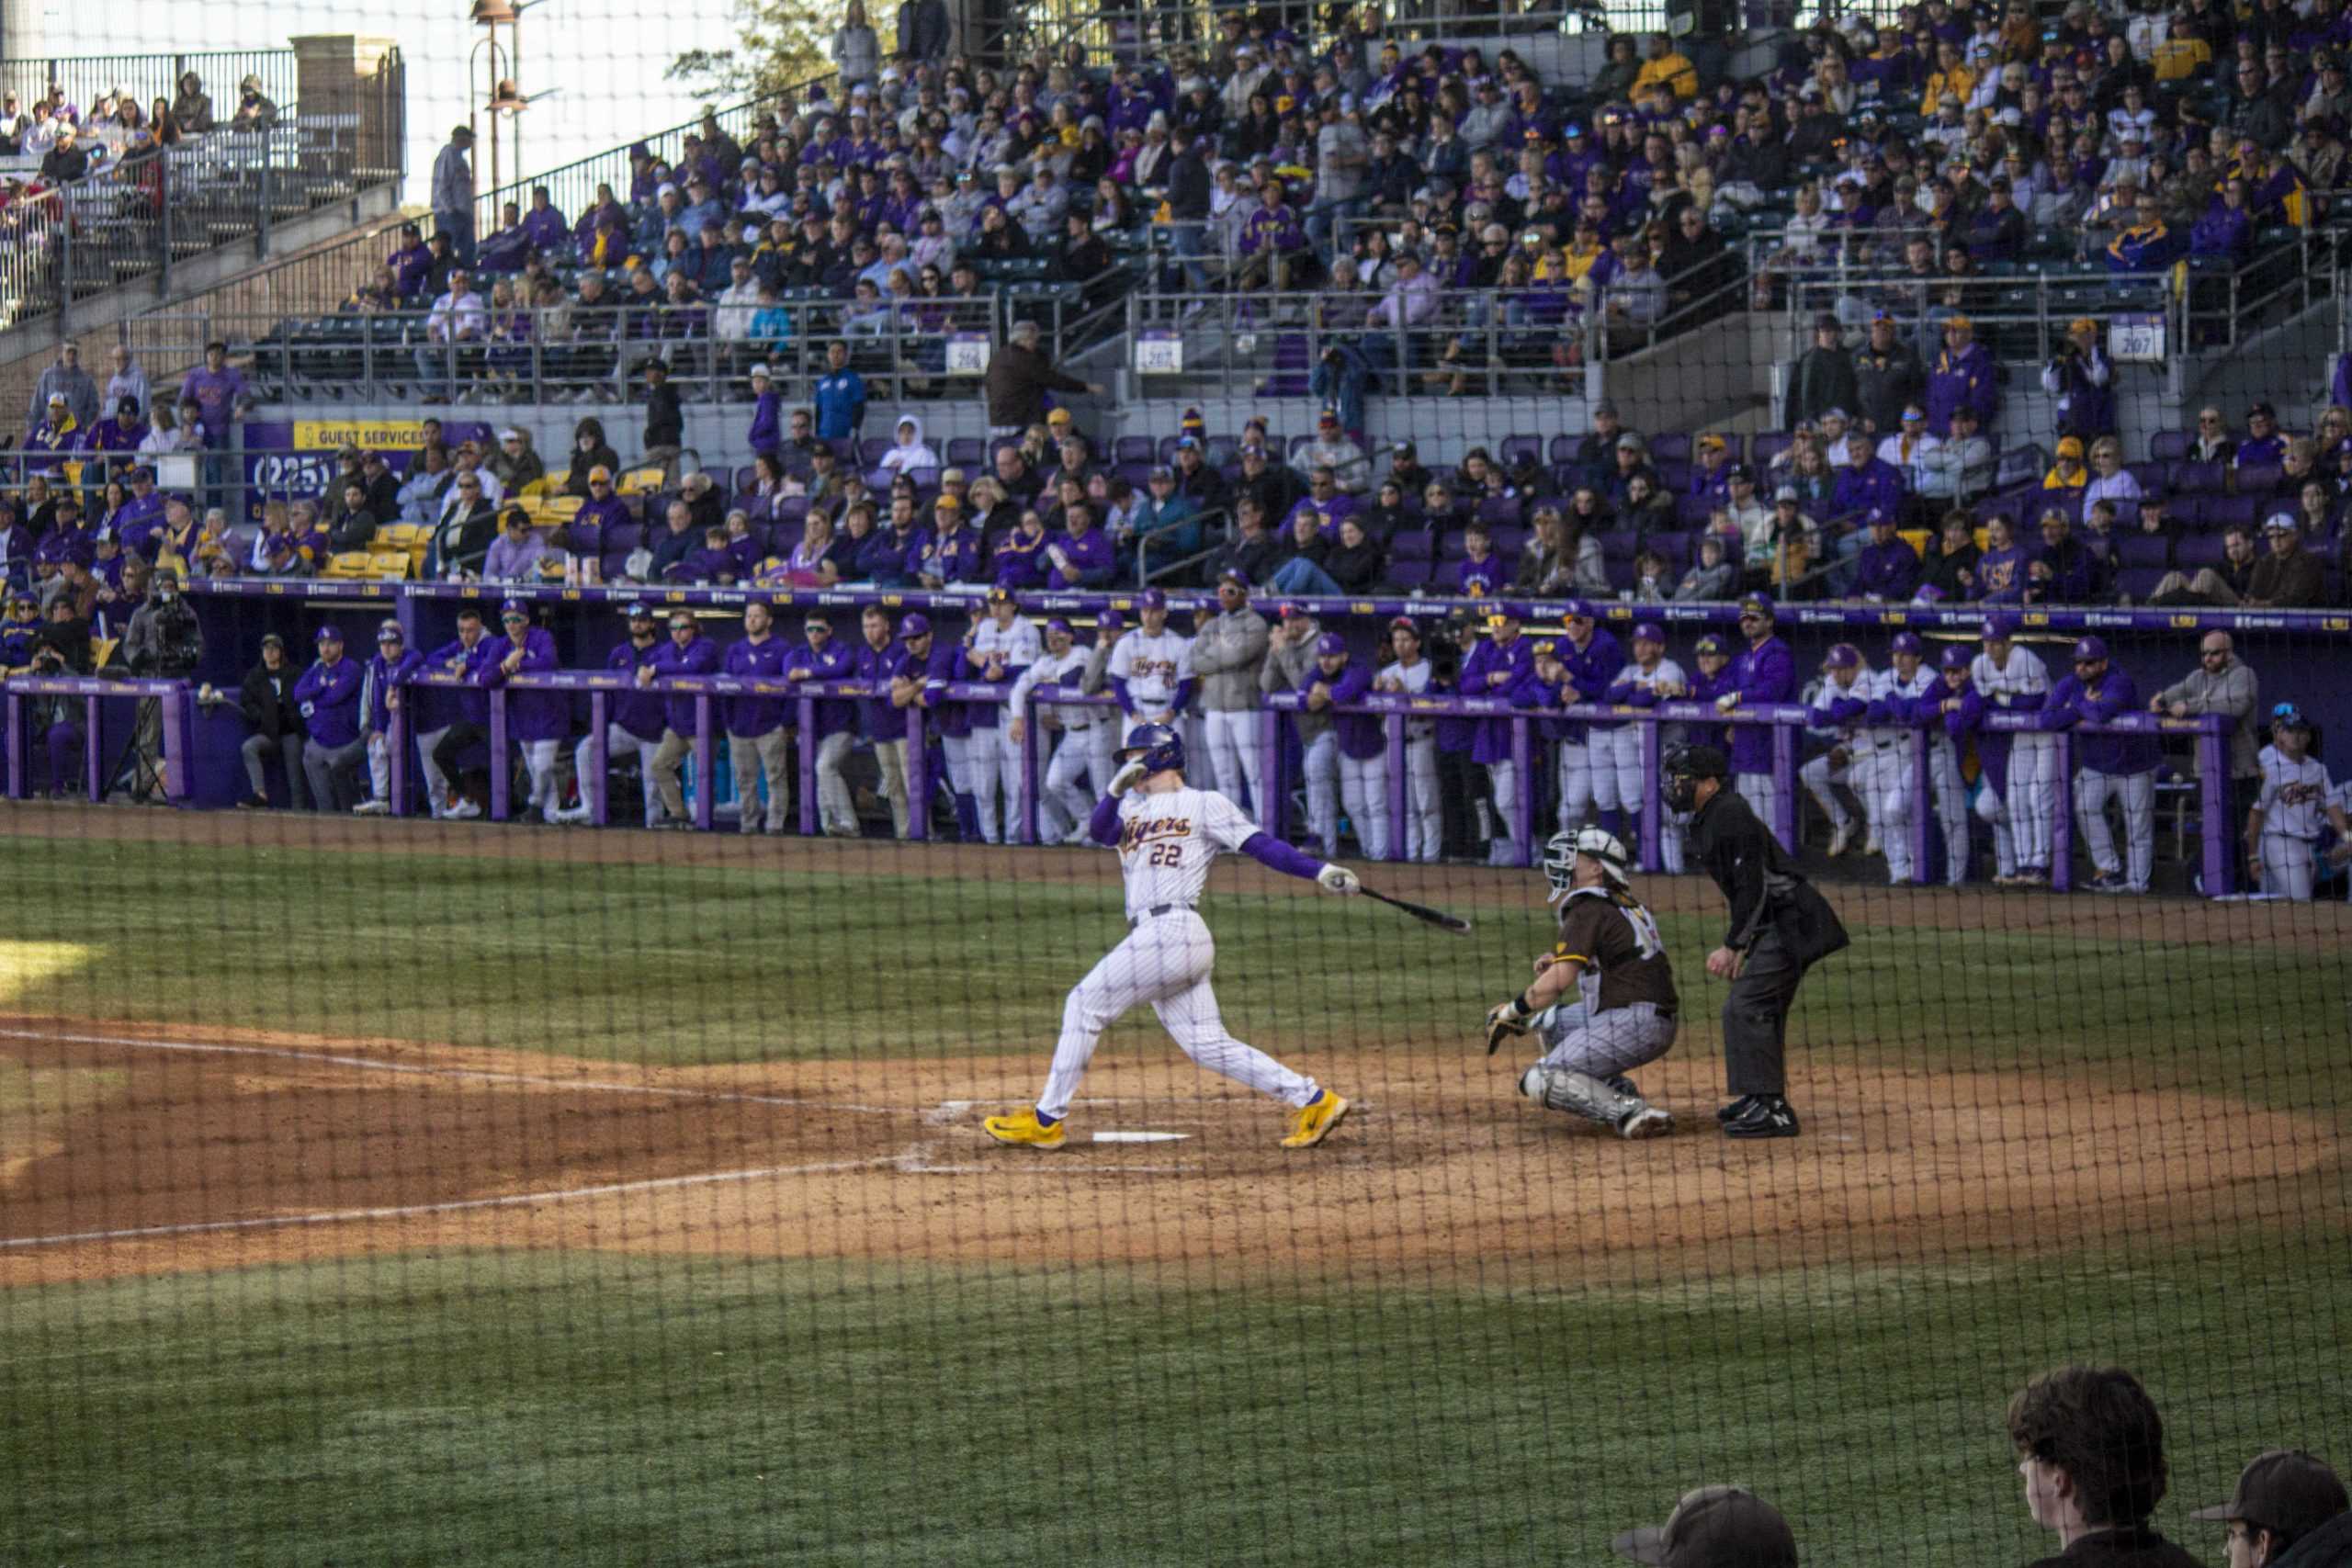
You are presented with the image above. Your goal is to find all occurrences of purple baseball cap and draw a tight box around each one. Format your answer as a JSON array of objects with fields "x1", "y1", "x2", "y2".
[
  {"x1": 1045, "y1": 616, "x2": 1072, "y2": 636},
  {"x1": 626, "y1": 601, "x2": 654, "y2": 618},
  {"x1": 1940, "y1": 646, "x2": 1972, "y2": 671},
  {"x1": 1138, "y1": 587, "x2": 1168, "y2": 611},
  {"x1": 499, "y1": 597, "x2": 529, "y2": 618},
  {"x1": 1824, "y1": 643, "x2": 1860, "y2": 670},
  {"x1": 1316, "y1": 631, "x2": 1348, "y2": 657},
  {"x1": 1891, "y1": 631, "x2": 1926, "y2": 656},
  {"x1": 377, "y1": 620, "x2": 405, "y2": 644},
  {"x1": 1695, "y1": 634, "x2": 1727, "y2": 655},
  {"x1": 2071, "y1": 635, "x2": 2109, "y2": 662},
  {"x1": 1981, "y1": 615, "x2": 2017, "y2": 639},
  {"x1": 1632, "y1": 621, "x2": 1666, "y2": 643},
  {"x1": 899, "y1": 612, "x2": 931, "y2": 637},
  {"x1": 1737, "y1": 592, "x2": 1775, "y2": 620},
  {"x1": 1096, "y1": 609, "x2": 1125, "y2": 630},
  {"x1": 315, "y1": 624, "x2": 344, "y2": 643}
]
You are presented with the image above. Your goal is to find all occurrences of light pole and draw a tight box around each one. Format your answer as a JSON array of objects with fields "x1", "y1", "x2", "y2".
[{"x1": 468, "y1": 0, "x2": 558, "y2": 205}]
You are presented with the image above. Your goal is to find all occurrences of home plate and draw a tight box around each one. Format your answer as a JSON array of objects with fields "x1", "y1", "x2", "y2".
[{"x1": 1091, "y1": 1131, "x2": 1192, "y2": 1144}]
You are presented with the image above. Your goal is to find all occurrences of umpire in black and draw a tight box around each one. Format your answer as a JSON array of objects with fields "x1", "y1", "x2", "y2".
[{"x1": 1663, "y1": 741, "x2": 1849, "y2": 1139}]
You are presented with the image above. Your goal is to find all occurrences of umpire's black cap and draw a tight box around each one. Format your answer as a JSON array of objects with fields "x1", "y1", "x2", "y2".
[
  {"x1": 1614, "y1": 1486, "x2": 1797, "y2": 1568},
  {"x1": 1668, "y1": 744, "x2": 1730, "y2": 782}
]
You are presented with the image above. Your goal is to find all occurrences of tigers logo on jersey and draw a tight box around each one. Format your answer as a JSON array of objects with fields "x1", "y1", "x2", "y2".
[
  {"x1": 1119, "y1": 816, "x2": 1193, "y2": 853},
  {"x1": 1126, "y1": 658, "x2": 1182, "y2": 682}
]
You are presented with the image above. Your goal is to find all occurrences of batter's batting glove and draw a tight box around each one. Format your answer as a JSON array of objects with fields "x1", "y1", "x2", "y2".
[
  {"x1": 1485, "y1": 997, "x2": 1533, "y2": 1055},
  {"x1": 1316, "y1": 864, "x2": 1362, "y2": 896}
]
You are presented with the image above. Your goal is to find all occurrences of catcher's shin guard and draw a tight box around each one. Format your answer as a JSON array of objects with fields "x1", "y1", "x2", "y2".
[{"x1": 1521, "y1": 1064, "x2": 1644, "y2": 1127}]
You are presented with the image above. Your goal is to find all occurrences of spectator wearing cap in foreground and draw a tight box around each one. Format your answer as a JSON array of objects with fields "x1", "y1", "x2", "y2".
[
  {"x1": 1613, "y1": 1484, "x2": 1796, "y2": 1568},
  {"x1": 2008, "y1": 1365, "x2": 2199, "y2": 1568},
  {"x1": 1120, "y1": 465, "x2": 1200, "y2": 574},
  {"x1": 2194, "y1": 1449, "x2": 2351, "y2": 1568}
]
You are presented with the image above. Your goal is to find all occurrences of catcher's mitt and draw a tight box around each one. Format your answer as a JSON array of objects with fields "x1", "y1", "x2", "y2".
[{"x1": 1485, "y1": 999, "x2": 1532, "y2": 1055}]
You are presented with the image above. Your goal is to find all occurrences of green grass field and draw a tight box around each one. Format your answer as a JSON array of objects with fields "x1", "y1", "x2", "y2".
[{"x1": 1, "y1": 829, "x2": 2346, "y2": 1565}]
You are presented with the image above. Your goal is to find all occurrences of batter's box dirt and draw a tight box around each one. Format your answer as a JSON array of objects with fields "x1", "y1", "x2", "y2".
[{"x1": 0, "y1": 1022, "x2": 2339, "y2": 1291}]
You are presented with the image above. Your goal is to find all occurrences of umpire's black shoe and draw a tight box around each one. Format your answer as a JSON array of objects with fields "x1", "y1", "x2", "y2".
[
  {"x1": 1724, "y1": 1096, "x2": 1801, "y2": 1139},
  {"x1": 1714, "y1": 1094, "x2": 1759, "y2": 1123}
]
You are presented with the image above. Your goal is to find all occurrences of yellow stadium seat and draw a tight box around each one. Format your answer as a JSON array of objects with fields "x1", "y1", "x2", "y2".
[
  {"x1": 376, "y1": 524, "x2": 426, "y2": 549},
  {"x1": 367, "y1": 552, "x2": 413, "y2": 581},
  {"x1": 323, "y1": 552, "x2": 374, "y2": 579},
  {"x1": 616, "y1": 466, "x2": 665, "y2": 496},
  {"x1": 518, "y1": 477, "x2": 554, "y2": 500},
  {"x1": 537, "y1": 494, "x2": 582, "y2": 519},
  {"x1": 1899, "y1": 528, "x2": 1931, "y2": 558}
]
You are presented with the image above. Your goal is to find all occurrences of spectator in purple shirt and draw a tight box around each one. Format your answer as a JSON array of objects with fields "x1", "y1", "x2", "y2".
[{"x1": 1850, "y1": 514, "x2": 1921, "y2": 602}]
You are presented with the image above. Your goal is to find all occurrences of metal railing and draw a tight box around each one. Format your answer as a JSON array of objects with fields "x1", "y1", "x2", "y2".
[
  {"x1": 0, "y1": 51, "x2": 298, "y2": 132},
  {"x1": 0, "y1": 55, "x2": 403, "y2": 336},
  {"x1": 1006, "y1": 0, "x2": 1646, "y2": 62},
  {"x1": 135, "y1": 294, "x2": 1071, "y2": 409}
]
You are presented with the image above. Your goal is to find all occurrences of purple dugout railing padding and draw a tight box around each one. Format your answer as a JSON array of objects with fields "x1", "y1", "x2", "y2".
[
  {"x1": 2, "y1": 677, "x2": 196, "y2": 806},
  {"x1": 179, "y1": 579, "x2": 2352, "y2": 641}
]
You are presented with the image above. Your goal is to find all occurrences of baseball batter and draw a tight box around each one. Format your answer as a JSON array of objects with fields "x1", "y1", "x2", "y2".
[
  {"x1": 1600, "y1": 623, "x2": 1687, "y2": 874},
  {"x1": 2245, "y1": 705, "x2": 2351, "y2": 901},
  {"x1": 983, "y1": 722, "x2": 1362, "y2": 1151},
  {"x1": 1973, "y1": 615, "x2": 2054, "y2": 886},
  {"x1": 1485, "y1": 829, "x2": 1679, "y2": 1141},
  {"x1": 1108, "y1": 588, "x2": 1193, "y2": 725}
]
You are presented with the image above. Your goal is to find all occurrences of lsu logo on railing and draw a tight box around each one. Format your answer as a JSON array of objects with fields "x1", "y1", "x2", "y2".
[
  {"x1": 1877, "y1": 610, "x2": 1907, "y2": 625},
  {"x1": 1352, "y1": 602, "x2": 1375, "y2": 615},
  {"x1": 2171, "y1": 614, "x2": 2202, "y2": 628},
  {"x1": 2324, "y1": 616, "x2": 2351, "y2": 633},
  {"x1": 2023, "y1": 613, "x2": 2049, "y2": 626}
]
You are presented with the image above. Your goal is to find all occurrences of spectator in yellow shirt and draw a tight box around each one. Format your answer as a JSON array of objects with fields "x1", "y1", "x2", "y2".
[
  {"x1": 1633, "y1": 32, "x2": 1699, "y2": 101},
  {"x1": 2151, "y1": 18, "x2": 2213, "y2": 85},
  {"x1": 2042, "y1": 436, "x2": 2090, "y2": 491},
  {"x1": 1922, "y1": 41, "x2": 1978, "y2": 113}
]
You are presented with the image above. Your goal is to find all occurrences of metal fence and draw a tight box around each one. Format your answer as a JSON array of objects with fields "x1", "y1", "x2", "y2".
[
  {"x1": 0, "y1": 55, "x2": 403, "y2": 336},
  {"x1": 0, "y1": 50, "x2": 298, "y2": 129},
  {"x1": 125, "y1": 292, "x2": 1076, "y2": 410}
]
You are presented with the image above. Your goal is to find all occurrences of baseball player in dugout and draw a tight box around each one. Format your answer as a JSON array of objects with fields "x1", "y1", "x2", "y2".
[
  {"x1": 1486, "y1": 828, "x2": 1679, "y2": 1141},
  {"x1": 1663, "y1": 741, "x2": 1849, "y2": 1139},
  {"x1": 982, "y1": 721, "x2": 1361, "y2": 1153}
]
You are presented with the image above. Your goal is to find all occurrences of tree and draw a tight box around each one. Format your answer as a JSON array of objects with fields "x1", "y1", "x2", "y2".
[{"x1": 667, "y1": 0, "x2": 849, "y2": 103}]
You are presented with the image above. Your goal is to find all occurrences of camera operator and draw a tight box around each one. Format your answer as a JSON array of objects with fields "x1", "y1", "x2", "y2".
[
  {"x1": 2038, "y1": 317, "x2": 2114, "y2": 443},
  {"x1": 119, "y1": 565, "x2": 202, "y2": 803}
]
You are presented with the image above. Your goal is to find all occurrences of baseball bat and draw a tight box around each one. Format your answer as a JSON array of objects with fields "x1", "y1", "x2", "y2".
[{"x1": 1362, "y1": 886, "x2": 1473, "y2": 935}]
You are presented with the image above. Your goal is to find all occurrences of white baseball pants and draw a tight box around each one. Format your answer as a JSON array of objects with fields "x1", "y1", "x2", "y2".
[
  {"x1": 1303, "y1": 732, "x2": 1343, "y2": 859},
  {"x1": 959, "y1": 726, "x2": 1008, "y2": 844},
  {"x1": 990, "y1": 724, "x2": 1025, "y2": 842},
  {"x1": 1598, "y1": 727, "x2": 1647, "y2": 824},
  {"x1": 515, "y1": 738, "x2": 561, "y2": 823},
  {"x1": 1976, "y1": 781, "x2": 2019, "y2": 880},
  {"x1": 1203, "y1": 708, "x2": 1264, "y2": 815},
  {"x1": 942, "y1": 731, "x2": 978, "y2": 810},
  {"x1": 1341, "y1": 750, "x2": 1391, "y2": 861},
  {"x1": 1927, "y1": 738, "x2": 1972, "y2": 885},
  {"x1": 870, "y1": 739, "x2": 912, "y2": 838},
  {"x1": 1736, "y1": 772, "x2": 1783, "y2": 847},
  {"x1": 1402, "y1": 736, "x2": 1442, "y2": 863},
  {"x1": 1555, "y1": 738, "x2": 1600, "y2": 829},
  {"x1": 1036, "y1": 909, "x2": 1318, "y2": 1122},
  {"x1": 1800, "y1": 751, "x2": 1858, "y2": 832},
  {"x1": 811, "y1": 730, "x2": 855, "y2": 833},
  {"x1": 1088, "y1": 722, "x2": 1116, "y2": 796},
  {"x1": 1040, "y1": 728, "x2": 1096, "y2": 841},
  {"x1": 2259, "y1": 834, "x2": 2318, "y2": 901},
  {"x1": 367, "y1": 732, "x2": 392, "y2": 803},
  {"x1": 2008, "y1": 736, "x2": 2059, "y2": 873},
  {"x1": 2075, "y1": 768, "x2": 2154, "y2": 890},
  {"x1": 1487, "y1": 759, "x2": 1521, "y2": 865},
  {"x1": 416, "y1": 725, "x2": 454, "y2": 817},
  {"x1": 574, "y1": 724, "x2": 662, "y2": 826},
  {"x1": 1865, "y1": 748, "x2": 1920, "y2": 883}
]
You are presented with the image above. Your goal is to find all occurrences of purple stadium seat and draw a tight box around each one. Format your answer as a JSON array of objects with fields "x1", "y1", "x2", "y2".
[
  {"x1": 856, "y1": 437, "x2": 890, "y2": 468},
  {"x1": 1388, "y1": 529, "x2": 1434, "y2": 561},
  {"x1": 775, "y1": 495, "x2": 808, "y2": 526},
  {"x1": 2117, "y1": 566, "x2": 2165, "y2": 601},
  {"x1": 1676, "y1": 493, "x2": 1716, "y2": 525},
  {"x1": 1656, "y1": 458, "x2": 1691, "y2": 491},
  {"x1": 2126, "y1": 461, "x2": 2166, "y2": 492},
  {"x1": 1114, "y1": 435, "x2": 1156, "y2": 465},
  {"x1": 945, "y1": 437, "x2": 984, "y2": 467},
  {"x1": 1476, "y1": 494, "x2": 1521, "y2": 525},
  {"x1": 1598, "y1": 528, "x2": 1641, "y2": 561},
  {"x1": 1115, "y1": 461, "x2": 1151, "y2": 490},
  {"x1": 2209, "y1": 495, "x2": 2261, "y2": 532},
  {"x1": 1499, "y1": 434, "x2": 1543, "y2": 468},
  {"x1": 1647, "y1": 433, "x2": 1691, "y2": 463},
  {"x1": 733, "y1": 464, "x2": 760, "y2": 494},
  {"x1": 1491, "y1": 525, "x2": 1529, "y2": 558},
  {"x1": 2233, "y1": 464, "x2": 2284, "y2": 497},
  {"x1": 1387, "y1": 557, "x2": 1434, "y2": 591},
  {"x1": 1751, "y1": 433, "x2": 1792, "y2": 468},
  {"x1": 1159, "y1": 435, "x2": 1183, "y2": 464},
  {"x1": 2148, "y1": 431, "x2": 2190, "y2": 462},
  {"x1": 907, "y1": 466, "x2": 940, "y2": 491},
  {"x1": 2117, "y1": 535, "x2": 2172, "y2": 570},
  {"x1": 1549, "y1": 435, "x2": 1579, "y2": 465},
  {"x1": 2176, "y1": 532, "x2": 2225, "y2": 567},
  {"x1": 1436, "y1": 531, "x2": 1468, "y2": 561},
  {"x1": 2174, "y1": 460, "x2": 2226, "y2": 495},
  {"x1": 2172, "y1": 494, "x2": 2213, "y2": 527},
  {"x1": 1649, "y1": 531, "x2": 1694, "y2": 569}
]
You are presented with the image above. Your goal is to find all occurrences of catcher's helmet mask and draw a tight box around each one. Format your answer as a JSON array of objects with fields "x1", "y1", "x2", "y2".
[
  {"x1": 1114, "y1": 721, "x2": 1187, "y2": 775},
  {"x1": 1544, "y1": 827, "x2": 1632, "y2": 903}
]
